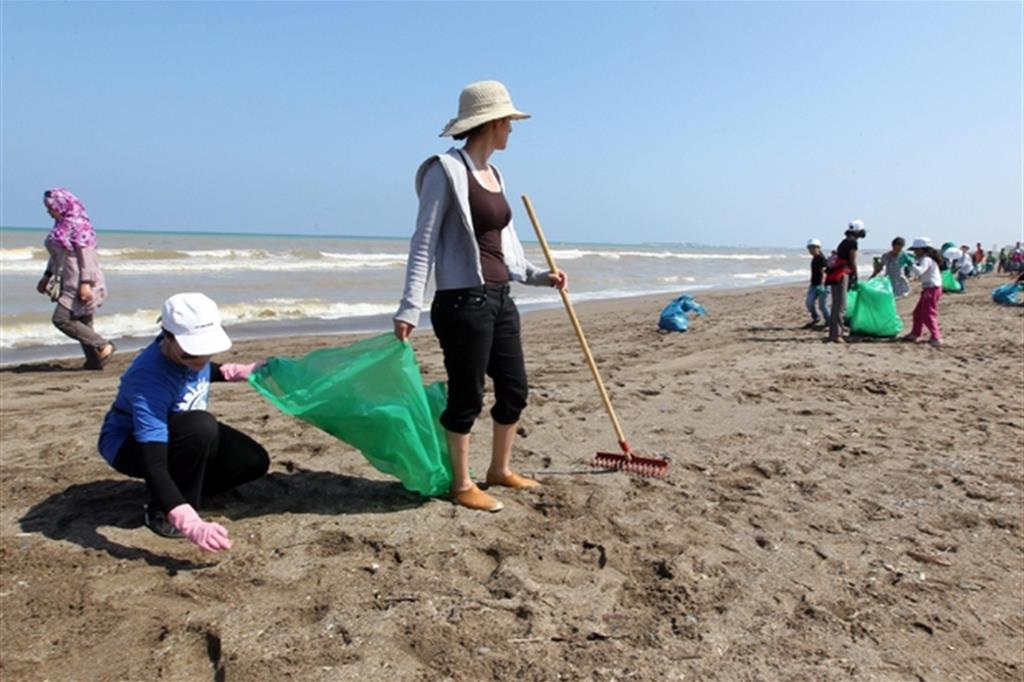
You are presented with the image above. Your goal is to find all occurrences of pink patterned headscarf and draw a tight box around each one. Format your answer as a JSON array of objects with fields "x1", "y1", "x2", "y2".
[{"x1": 44, "y1": 188, "x2": 96, "y2": 250}]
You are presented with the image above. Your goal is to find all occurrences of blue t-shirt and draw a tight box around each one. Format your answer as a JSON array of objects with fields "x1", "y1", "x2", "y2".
[{"x1": 97, "y1": 337, "x2": 212, "y2": 464}]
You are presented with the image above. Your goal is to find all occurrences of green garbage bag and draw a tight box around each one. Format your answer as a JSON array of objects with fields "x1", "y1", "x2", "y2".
[
  {"x1": 941, "y1": 269, "x2": 962, "y2": 293},
  {"x1": 843, "y1": 286, "x2": 859, "y2": 325},
  {"x1": 850, "y1": 277, "x2": 903, "y2": 337},
  {"x1": 248, "y1": 334, "x2": 452, "y2": 497}
]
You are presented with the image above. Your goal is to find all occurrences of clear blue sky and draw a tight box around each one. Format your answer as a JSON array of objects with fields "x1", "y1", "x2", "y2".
[{"x1": 2, "y1": 1, "x2": 1021, "y2": 249}]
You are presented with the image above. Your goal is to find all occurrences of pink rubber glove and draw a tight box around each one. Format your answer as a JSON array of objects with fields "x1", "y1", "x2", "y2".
[
  {"x1": 167, "y1": 504, "x2": 232, "y2": 552},
  {"x1": 219, "y1": 361, "x2": 264, "y2": 382}
]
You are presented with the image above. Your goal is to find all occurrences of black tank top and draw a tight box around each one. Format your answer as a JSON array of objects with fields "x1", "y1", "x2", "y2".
[{"x1": 463, "y1": 154, "x2": 510, "y2": 285}]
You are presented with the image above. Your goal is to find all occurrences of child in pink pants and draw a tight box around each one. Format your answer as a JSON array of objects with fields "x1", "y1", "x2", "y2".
[{"x1": 904, "y1": 238, "x2": 943, "y2": 346}]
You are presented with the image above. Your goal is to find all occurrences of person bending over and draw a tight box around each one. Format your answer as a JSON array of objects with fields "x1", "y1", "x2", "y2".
[{"x1": 97, "y1": 293, "x2": 268, "y2": 552}]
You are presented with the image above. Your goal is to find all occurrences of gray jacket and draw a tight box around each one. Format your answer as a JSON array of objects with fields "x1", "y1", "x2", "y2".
[
  {"x1": 394, "y1": 148, "x2": 551, "y2": 327},
  {"x1": 44, "y1": 236, "x2": 107, "y2": 315}
]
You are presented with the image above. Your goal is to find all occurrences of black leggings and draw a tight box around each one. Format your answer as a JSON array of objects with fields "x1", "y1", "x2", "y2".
[
  {"x1": 430, "y1": 284, "x2": 528, "y2": 434},
  {"x1": 113, "y1": 410, "x2": 269, "y2": 512}
]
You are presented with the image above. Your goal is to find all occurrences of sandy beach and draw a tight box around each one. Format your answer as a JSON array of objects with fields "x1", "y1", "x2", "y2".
[{"x1": 1, "y1": 280, "x2": 1022, "y2": 681}]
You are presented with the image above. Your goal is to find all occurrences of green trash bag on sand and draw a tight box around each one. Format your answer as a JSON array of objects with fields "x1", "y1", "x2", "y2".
[
  {"x1": 850, "y1": 277, "x2": 903, "y2": 337},
  {"x1": 941, "y1": 269, "x2": 962, "y2": 293},
  {"x1": 248, "y1": 334, "x2": 452, "y2": 497},
  {"x1": 843, "y1": 287, "x2": 859, "y2": 325}
]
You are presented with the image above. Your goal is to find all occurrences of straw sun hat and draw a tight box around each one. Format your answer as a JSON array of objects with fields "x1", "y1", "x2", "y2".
[{"x1": 439, "y1": 80, "x2": 531, "y2": 138}]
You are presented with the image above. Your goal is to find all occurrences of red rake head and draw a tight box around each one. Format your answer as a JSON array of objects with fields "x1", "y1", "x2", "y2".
[{"x1": 591, "y1": 452, "x2": 669, "y2": 478}]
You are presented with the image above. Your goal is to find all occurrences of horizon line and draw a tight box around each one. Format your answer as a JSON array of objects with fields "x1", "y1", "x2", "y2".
[{"x1": 0, "y1": 225, "x2": 799, "y2": 251}]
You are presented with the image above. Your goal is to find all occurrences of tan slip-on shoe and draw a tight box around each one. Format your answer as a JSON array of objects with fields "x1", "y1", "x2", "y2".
[{"x1": 452, "y1": 484, "x2": 504, "y2": 512}]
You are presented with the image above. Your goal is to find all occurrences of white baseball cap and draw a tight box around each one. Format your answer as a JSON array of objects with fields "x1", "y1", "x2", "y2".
[
  {"x1": 806, "y1": 238, "x2": 822, "y2": 248},
  {"x1": 159, "y1": 293, "x2": 232, "y2": 356},
  {"x1": 846, "y1": 219, "x2": 866, "y2": 236},
  {"x1": 909, "y1": 237, "x2": 932, "y2": 250}
]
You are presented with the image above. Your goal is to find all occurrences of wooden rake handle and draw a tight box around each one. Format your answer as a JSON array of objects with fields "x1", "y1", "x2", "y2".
[{"x1": 520, "y1": 194, "x2": 633, "y2": 457}]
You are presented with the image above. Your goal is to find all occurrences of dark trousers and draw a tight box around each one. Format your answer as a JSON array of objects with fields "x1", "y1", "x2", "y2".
[
  {"x1": 430, "y1": 284, "x2": 528, "y2": 434},
  {"x1": 828, "y1": 275, "x2": 849, "y2": 340},
  {"x1": 113, "y1": 411, "x2": 269, "y2": 510},
  {"x1": 52, "y1": 304, "x2": 108, "y2": 365}
]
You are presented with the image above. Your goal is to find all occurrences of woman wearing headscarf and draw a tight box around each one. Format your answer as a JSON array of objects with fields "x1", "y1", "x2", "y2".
[
  {"x1": 36, "y1": 188, "x2": 115, "y2": 368},
  {"x1": 393, "y1": 80, "x2": 567, "y2": 512}
]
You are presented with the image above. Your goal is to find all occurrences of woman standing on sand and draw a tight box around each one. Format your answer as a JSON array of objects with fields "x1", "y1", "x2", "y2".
[
  {"x1": 824, "y1": 220, "x2": 865, "y2": 343},
  {"x1": 36, "y1": 188, "x2": 116, "y2": 369},
  {"x1": 393, "y1": 80, "x2": 567, "y2": 512}
]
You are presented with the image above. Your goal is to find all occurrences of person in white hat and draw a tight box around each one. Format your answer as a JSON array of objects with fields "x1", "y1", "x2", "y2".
[
  {"x1": 823, "y1": 220, "x2": 867, "y2": 343},
  {"x1": 903, "y1": 238, "x2": 944, "y2": 346},
  {"x1": 803, "y1": 238, "x2": 830, "y2": 327},
  {"x1": 393, "y1": 80, "x2": 568, "y2": 512},
  {"x1": 96, "y1": 293, "x2": 269, "y2": 552}
]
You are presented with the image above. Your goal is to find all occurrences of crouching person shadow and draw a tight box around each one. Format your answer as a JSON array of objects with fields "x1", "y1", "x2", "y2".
[{"x1": 19, "y1": 468, "x2": 427, "y2": 575}]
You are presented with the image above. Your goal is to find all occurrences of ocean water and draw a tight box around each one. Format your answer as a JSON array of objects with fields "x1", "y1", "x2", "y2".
[{"x1": 0, "y1": 227, "x2": 823, "y2": 364}]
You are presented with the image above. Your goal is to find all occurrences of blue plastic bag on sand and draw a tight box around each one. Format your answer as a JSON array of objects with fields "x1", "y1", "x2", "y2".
[
  {"x1": 249, "y1": 334, "x2": 452, "y2": 497},
  {"x1": 659, "y1": 294, "x2": 706, "y2": 332},
  {"x1": 992, "y1": 282, "x2": 1022, "y2": 305}
]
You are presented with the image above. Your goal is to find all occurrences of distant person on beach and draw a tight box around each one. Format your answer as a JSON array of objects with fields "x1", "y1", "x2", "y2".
[
  {"x1": 871, "y1": 236, "x2": 911, "y2": 298},
  {"x1": 824, "y1": 220, "x2": 865, "y2": 343},
  {"x1": 97, "y1": 293, "x2": 269, "y2": 552},
  {"x1": 903, "y1": 238, "x2": 944, "y2": 347},
  {"x1": 36, "y1": 188, "x2": 115, "y2": 369},
  {"x1": 955, "y1": 244, "x2": 974, "y2": 291},
  {"x1": 803, "y1": 238, "x2": 829, "y2": 327},
  {"x1": 973, "y1": 243, "x2": 985, "y2": 274},
  {"x1": 997, "y1": 248, "x2": 1008, "y2": 274},
  {"x1": 1012, "y1": 242, "x2": 1024, "y2": 272},
  {"x1": 393, "y1": 80, "x2": 567, "y2": 513}
]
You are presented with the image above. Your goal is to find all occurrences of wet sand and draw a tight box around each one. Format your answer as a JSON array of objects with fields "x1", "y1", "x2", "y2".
[{"x1": 1, "y1": 280, "x2": 1022, "y2": 680}]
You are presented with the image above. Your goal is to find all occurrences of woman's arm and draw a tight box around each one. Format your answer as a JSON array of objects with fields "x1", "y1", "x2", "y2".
[
  {"x1": 129, "y1": 392, "x2": 187, "y2": 511},
  {"x1": 908, "y1": 257, "x2": 927, "y2": 278},
  {"x1": 74, "y1": 245, "x2": 101, "y2": 302},
  {"x1": 138, "y1": 441, "x2": 188, "y2": 511},
  {"x1": 138, "y1": 440, "x2": 231, "y2": 552},
  {"x1": 394, "y1": 162, "x2": 449, "y2": 331},
  {"x1": 210, "y1": 361, "x2": 263, "y2": 382},
  {"x1": 37, "y1": 251, "x2": 58, "y2": 294}
]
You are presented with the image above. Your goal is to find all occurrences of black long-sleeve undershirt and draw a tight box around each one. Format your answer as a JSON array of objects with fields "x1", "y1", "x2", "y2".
[{"x1": 121, "y1": 364, "x2": 228, "y2": 511}]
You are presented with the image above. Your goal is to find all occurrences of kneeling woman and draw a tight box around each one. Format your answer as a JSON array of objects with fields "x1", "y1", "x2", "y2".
[{"x1": 98, "y1": 293, "x2": 268, "y2": 553}]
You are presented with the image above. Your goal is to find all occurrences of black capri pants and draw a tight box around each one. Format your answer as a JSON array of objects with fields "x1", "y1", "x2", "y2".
[
  {"x1": 113, "y1": 410, "x2": 269, "y2": 510},
  {"x1": 430, "y1": 284, "x2": 528, "y2": 434}
]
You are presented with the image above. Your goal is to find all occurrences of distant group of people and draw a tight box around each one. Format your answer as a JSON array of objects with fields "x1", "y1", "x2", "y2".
[
  {"x1": 803, "y1": 224, "x2": 1020, "y2": 348},
  {"x1": 997, "y1": 242, "x2": 1024, "y2": 274}
]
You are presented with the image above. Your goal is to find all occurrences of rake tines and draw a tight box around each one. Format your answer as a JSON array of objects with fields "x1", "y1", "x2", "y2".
[{"x1": 592, "y1": 451, "x2": 670, "y2": 478}]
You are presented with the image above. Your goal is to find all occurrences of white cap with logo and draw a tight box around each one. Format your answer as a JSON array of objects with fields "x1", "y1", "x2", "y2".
[
  {"x1": 159, "y1": 292, "x2": 232, "y2": 356},
  {"x1": 806, "y1": 238, "x2": 822, "y2": 248}
]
